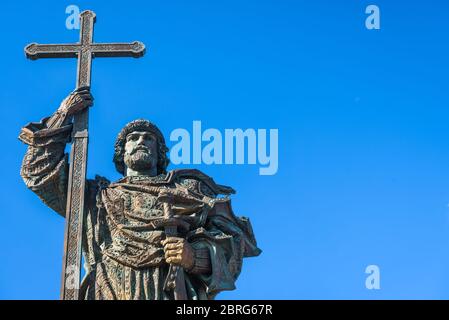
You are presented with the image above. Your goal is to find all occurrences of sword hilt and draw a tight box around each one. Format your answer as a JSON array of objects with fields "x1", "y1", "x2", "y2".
[{"x1": 159, "y1": 189, "x2": 188, "y2": 299}]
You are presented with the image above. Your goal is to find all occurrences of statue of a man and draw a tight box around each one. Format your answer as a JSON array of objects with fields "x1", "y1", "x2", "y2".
[{"x1": 19, "y1": 88, "x2": 261, "y2": 300}]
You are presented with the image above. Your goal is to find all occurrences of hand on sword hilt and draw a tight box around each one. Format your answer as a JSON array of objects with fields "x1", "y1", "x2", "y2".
[{"x1": 158, "y1": 189, "x2": 189, "y2": 299}]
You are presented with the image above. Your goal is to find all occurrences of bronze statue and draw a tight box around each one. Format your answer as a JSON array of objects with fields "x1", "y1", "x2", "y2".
[{"x1": 19, "y1": 10, "x2": 260, "y2": 300}]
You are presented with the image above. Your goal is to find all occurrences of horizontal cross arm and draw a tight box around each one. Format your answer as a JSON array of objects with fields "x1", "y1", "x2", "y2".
[
  {"x1": 25, "y1": 43, "x2": 80, "y2": 60},
  {"x1": 91, "y1": 41, "x2": 145, "y2": 57}
]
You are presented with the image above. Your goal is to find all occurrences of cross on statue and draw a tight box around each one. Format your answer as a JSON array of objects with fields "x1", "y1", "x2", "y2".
[{"x1": 24, "y1": 10, "x2": 146, "y2": 300}]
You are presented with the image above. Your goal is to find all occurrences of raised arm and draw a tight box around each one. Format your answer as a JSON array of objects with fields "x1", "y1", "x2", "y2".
[{"x1": 19, "y1": 88, "x2": 93, "y2": 216}]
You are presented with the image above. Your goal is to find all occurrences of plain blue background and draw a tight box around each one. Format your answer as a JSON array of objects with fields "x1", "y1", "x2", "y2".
[{"x1": 1, "y1": 0, "x2": 449, "y2": 299}]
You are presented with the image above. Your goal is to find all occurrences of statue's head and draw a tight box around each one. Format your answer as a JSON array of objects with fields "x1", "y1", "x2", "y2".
[{"x1": 113, "y1": 119, "x2": 169, "y2": 176}]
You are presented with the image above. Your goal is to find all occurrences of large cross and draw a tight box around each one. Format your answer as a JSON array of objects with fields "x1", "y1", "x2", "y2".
[{"x1": 24, "y1": 10, "x2": 145, "y2": 300}]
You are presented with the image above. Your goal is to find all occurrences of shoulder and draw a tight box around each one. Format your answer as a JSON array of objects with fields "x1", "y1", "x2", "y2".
[
  {"x1": 167, "y1": 169, "x2": 236, "y2": 197},
  {"x1": 87, "y1": 174, "x2": 111, "y2": 194},
  {"x1": 85, "y1": 175, "x2": 111, "y2": 209}
]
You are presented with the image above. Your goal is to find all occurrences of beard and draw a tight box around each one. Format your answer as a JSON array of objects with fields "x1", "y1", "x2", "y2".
[{"x1": 124, "y1": 149, "x2": 156, "y2": 172}]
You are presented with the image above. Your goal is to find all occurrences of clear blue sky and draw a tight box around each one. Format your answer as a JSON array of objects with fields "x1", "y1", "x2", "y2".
[{"x1": 1, "y1": 0, "x2": 449, "y2": 299}]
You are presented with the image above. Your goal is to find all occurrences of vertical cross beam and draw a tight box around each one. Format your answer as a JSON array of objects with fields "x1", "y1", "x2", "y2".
[
  {"x1": 77, "y1": 10, "x2": 95, "y2": 88},
  {"x1": 24, "y1": 10, "x2": 146, "y2": 300},
  {"x1": 61, "y1": 10, "x2": 94, "y2": 301}
]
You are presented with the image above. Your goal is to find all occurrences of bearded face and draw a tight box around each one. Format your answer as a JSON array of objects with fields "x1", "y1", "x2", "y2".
[{"x1": 123, "y1": 131, "x2": 158, "y2": 173}]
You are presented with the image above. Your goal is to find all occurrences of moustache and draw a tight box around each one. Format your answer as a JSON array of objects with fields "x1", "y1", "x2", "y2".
[{"x1": 131, "y1": 146, "x2": 152, "y2": 155}]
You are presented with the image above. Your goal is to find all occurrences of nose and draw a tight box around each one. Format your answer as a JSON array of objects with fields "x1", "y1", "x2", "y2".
[{"x1": 137, "y1": 135, "x2": 146, "y2": 145}]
